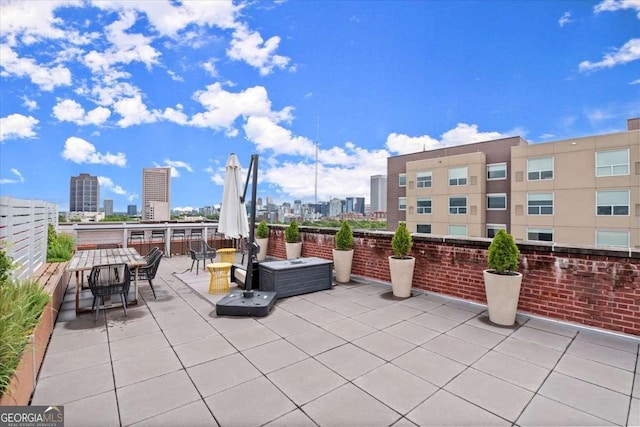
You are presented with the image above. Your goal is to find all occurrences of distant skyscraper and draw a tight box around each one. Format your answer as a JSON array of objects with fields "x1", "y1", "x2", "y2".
[
  {"x1": 103, "y1": 199, "x2": 113, "y2": 216},
  {"x1": 69, "y1": 173, "x2": 99, "y2": 212},
  {"x1": 142, "y1": 167, "x2": 171, "y2": 221},
  {"x1": 370, "y1": 175, "x2": 387, "y2": 212},
  {"x1": 127, "y1": 205, "x2": 137, "y2": 216},
  {"x1": 355, "y1": 197, "x2": 365, "y2": 215}
]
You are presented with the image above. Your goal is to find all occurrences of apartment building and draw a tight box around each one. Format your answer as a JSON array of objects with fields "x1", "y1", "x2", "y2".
[{"x1": 387, "y1": 119, "x2": 639, "y2": 248}]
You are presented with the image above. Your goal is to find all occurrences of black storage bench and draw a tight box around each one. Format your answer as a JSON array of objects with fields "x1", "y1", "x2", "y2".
[{"x1": 259, "y1": 257, "x2": 333, "y2": 298}]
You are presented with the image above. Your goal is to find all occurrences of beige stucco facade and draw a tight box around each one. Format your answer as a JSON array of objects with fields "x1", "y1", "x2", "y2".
[
  {"x1": 511, "y1": 128, "x2": 639, "y2": 248},
  {"x1": 388, "y1": 119, "x2": 640, "y2": 248}
]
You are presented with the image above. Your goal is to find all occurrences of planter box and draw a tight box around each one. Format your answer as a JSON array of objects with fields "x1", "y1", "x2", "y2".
[
  {"x1": 259, "y1": 257, "x2": 332, "y2": 298},
  {"x1": 0, "y1": 262, "x2": 69, "y2": 406}
]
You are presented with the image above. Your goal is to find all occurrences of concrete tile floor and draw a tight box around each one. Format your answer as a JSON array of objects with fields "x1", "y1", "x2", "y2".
[{"x1": 32, "y1": 255, "x2": 639, "y2": 426}]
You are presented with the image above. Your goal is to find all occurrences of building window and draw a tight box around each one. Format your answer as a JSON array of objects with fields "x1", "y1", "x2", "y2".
[
  {"x1": 399, "y1": 197, "x2": 406, "y2": 211},
  {"x1": 416, "y1": 197, "x2": 432, "y2": 214},
  {"x1": 528, "y1": 193, "x2": 553, "y2": 215},
  {"x1": 596, "y1": 231, "x2": 629, "y2": 248},
  {"x1": 596, "y1": 149, "x2": 629, "y2": 177},
  {"x1": 449, "y1": 166, "x2": 468, "y2": 186},
  {"x1": 596, "y1": 190, "x2": 629, "y2": 216},
  {"x1": 416, "y1": 171, "x2": 432, "y2": 188},
  {"x1": 399, "y1": 173, "x2": 406, "y2": 187},
  {"x1": 487, "y1": 163, "x2": 507, "y2": 180},
  {"x1": 417, "y1": 224, "x2": 431, "y2": 234},
  {"x1": 449, "y1": 225, "x2": 467, "y2": 236},
  {"x1": 487, "y1": 194, "x2": 507, "y2": 210},
  {"x1": 486, "y1": 224, "x2": 506, "y2": 238},
  {"x1": 528, "y1": 228, "x2": 553, "y2": 242},
  {"x1": 527, "y1": 157, "x2": 553, "y2": 180},
  {"x1": 449, "y1": 196, "x2": 467, "y2": 215}
]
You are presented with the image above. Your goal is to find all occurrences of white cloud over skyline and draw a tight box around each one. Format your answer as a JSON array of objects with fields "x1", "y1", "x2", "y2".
[
  {"x1": 0, "y1": 114, "x2": 39, "y2": 141},
  {"x1": 61, "y1": 137, "x2": 127, "y2": 166}
]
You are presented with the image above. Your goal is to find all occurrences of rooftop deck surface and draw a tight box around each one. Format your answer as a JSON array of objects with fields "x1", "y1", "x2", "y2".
[{"x1": 32, "y1": 254, "x2": 640, "y2": 426}]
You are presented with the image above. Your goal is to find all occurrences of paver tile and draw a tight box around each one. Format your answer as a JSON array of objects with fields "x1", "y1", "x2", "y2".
[
  {"x1": 555, "y1": 353, "x2": 634, "y2": 395},
  {"x1": 517, "y1": 394, "x2": 615, "y2": 427},
  {"x1": 393, "y1": 347, "x2": 466, "y2": 387},
  {"x1": 267, "y1": 358, "x2": 346, "y2": 405}
]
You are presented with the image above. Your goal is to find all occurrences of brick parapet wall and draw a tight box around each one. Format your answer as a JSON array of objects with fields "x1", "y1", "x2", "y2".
[{"x1": 265, "y1": 225, "x2": 640, "y2": 336}]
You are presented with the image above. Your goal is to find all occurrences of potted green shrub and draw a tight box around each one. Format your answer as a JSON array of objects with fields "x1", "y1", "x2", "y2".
[
  {"x1": 256, "y1": 220, "x2": 269, "y2": 261},
  {"x1": 388, "y1": 222, "x2": 415, "y2": 297},
  {"x1": 333, "y1": 221, "x2": 354, "y2": 283},
  {"x1": 284, "y1": 219, "x2": 302, "y2": 259},
  {"x1": 483, "y1": 229, "x2": 522, "y2": 326}
]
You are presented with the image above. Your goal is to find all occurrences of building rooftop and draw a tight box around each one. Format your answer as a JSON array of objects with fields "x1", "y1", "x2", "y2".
[{"x1": 32, "y1": 254, "x2": 639, "y2": 426}]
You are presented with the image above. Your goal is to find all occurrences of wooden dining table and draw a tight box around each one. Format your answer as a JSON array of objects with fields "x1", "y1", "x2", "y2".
[{"x1": 66, "y1": 247, "x2": 148, "y2": 314}]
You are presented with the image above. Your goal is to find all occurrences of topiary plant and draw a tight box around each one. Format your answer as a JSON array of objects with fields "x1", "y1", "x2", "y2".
[
  {"x1": 487, "y1": 229, "x2": 520, "y2": 274},
  {"x1": 335, "y1": 221, "x2": 354, "y2": 250},
  {"x1": 391, "y1": 222, "x2": 413, "y2": 259},
  {"x1": 285, "y1": 220, "x2": 300, "y2": 243},
  {"x1": 257, "y1": 220, "x2": 269, "y2": 239}
]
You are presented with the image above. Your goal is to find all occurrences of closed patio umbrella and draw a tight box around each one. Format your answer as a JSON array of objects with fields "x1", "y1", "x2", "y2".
[{"x1": 218, "y1": 153, "x2": 249, "y2": 239}]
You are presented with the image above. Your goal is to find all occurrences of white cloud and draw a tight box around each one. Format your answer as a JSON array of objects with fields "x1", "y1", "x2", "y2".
[
  {"x1": 83, "y1": 10, "x2": 161, "y2": 74},
  {"x1": 0, "y1": 0, "x2": 91, "y2": 46},
  {"x1": 202, "y1": 59, "x2": 219, "y2": 77},
  {"x1": 92, "y1": 0, "x2": 240, "y2": 38},
  {"x1": 22, "y1": 96, "x2": 38, "y2": 111},
  {"x1": 226, "y1": 23, "x2": 290, "y2": 75},
  {"x1": 244, "y1": 116, "x2": 316, "y2": 156},
  {"x1": 167, "y1": 70, "x2": 183, "y2": 82},
  {"x1": 162, "y1": 105, "x2": 189, "y2": 125},
  {"x1": 0, "y1": 114, "x2": 39, "y2": 141},
  {"x1": 594, "y1": 0, "x2": 640, "y2": 18},
  {"x1": 156, "y1": 159, "x2": 193, "y2": 178},
  {"x1": 586, "y1": 108, "x2": 616, "y2": 124},
  {"x1": 579, "y1": 38, "x2": 640, "y2": 71},
  {"x1": 98, "y1": 176, "x2": 137, "y2": 202},
  {"x1": 386, "y1": 123, "x2": 510, "y2": 155},
  {"x1": 0, "y1": 44, "x2": 72, "y2": 91},
  {"x1": 113, "y1": 95, "x2": 159, "y2": 127},
  {"x1": 190, "y1": 83, "x2": 289, "y2": 132},
  {"x1": 558, "y1": 11, "x2": 573, "y2": 26},
  {"x1": 0, "y1": 168, "x2": 25, "y2": 184},
  {"x1": 631, "y1": 78, "x2": 640, "y2": 84},
  {"x1": 52, "y1": 99, "x2": 111, "y2": 126},
  {"x1": 61, "y1": 136, "x2": 127, "y2": 166}
]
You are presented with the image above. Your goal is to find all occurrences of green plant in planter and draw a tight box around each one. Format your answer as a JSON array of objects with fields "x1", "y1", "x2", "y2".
[
  {"x1": 335, "y1": 221, "x2": 354, "y2": 250},
  {"x1": 0, "y1": 267, "x2": 49, "y2": 397},
  {"x1": 46, "y1": 225, "x2": 74, "y2": 262},
  {"x1": 285, "y1": 220, "x2": 300, "y2": 243},
  {"x1": 487, "y1": 229, "x2": 520, "y2": 274},
  {"x1": 256, "y1": 220, "x2": 269, "y2": 239},
  {"x1": 391, "y1": 222, "x2": 413, "y2": 258}
]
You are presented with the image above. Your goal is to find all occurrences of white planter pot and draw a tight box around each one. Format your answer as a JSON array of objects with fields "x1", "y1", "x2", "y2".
[
  {"x1": 256, "y1": 238, "x2": 268, "y2": 261},
  {"x1": 388, "y1": 256, "x2": 415, "y2": 298},
  {"x1": 483, "y1": 270, "x2": 523, "y2": 326},
  {"x1": 332, "y1": 249, "x2": 354, "y2": 283},
  {"x1": 285, "y1": 242, "x2": 302, "y2": 260}
]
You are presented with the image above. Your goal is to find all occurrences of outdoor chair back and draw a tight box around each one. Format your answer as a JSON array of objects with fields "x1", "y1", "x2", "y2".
[
  {"x1": 134, "y1": 250, "x2": 162, "y2": 299},
  {"x1": 189, "y1": 240, "x2": 217, "y2": 274},
  {"x1": 87, "y1": 263, "x2": 131, "y2": 321}
]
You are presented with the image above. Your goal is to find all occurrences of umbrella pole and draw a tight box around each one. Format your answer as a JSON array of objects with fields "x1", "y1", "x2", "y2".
[{"x1": 241, "y1": 154, "x2": 259, "y2": 298}]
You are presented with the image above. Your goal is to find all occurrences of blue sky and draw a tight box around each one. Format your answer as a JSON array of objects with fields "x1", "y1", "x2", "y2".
[{"x1": 1, "y1": 0, "x2": 638, "y2": 213}]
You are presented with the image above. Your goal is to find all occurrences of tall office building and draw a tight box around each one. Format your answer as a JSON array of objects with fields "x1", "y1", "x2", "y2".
[
  {"x1": 103, "y1": 199, "x2": 113, "y2": 216},
  {"x1": 370, "y1": 175, "x2": 387, "y2": 212},
  {"x1": 142, "y1": 167, "x2": 171, "y2": 221},
  {"x1": 127, "y1": 205, "x2": 137, "y2": 216},
  {"x1": 69, "y1": 173, "x2": 99, "y2": 212}
]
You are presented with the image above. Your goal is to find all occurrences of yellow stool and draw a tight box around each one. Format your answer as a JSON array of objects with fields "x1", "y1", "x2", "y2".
[
  {"x1": 207, "y1": 262, "x2": 232, "y2": 294},
  {"x1": 218, "y1": 248, "x2": 236, "y2": 264}
]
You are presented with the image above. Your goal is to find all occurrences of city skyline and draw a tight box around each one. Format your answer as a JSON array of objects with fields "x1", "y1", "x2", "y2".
[{"x1": 1, "y1": 1, "x2": 638, "y2": 212}]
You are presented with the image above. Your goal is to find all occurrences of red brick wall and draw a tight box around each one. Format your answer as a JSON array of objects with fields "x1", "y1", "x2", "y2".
[{"x1": 266, "y1": 225, "x2": 640, "y2": 336}]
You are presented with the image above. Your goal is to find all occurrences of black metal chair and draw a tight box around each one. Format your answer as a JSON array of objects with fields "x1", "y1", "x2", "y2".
[
  {"x1": 128, "y1": 230, "x2": 146, "y2": 253},
  {"x1": 189, "y1": 240, "x2": 217, "y2": 274},
  {"x1": 150, "y1": 230, "x2": 165, "y2": 252},
  {"x1": 144, "y1": 246, "x2": 160, "y2": 262},
  {"x1": 87, "y1": 263, "x2": 131, "y2": 321},
  {"x1": 134, "y1": 250, "x2": 163, "y2": 299},
  {"x1": 189, "y1": 228, "x2": 203, "y2": 242}
]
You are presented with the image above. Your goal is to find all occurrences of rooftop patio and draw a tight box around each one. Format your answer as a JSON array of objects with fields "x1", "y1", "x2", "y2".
[{"x1": 32, "y1": 254, "x2": 639, "y2": 426}]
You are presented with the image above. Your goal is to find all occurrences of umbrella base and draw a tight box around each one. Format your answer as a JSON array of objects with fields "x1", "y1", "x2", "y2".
[{"x1": 215, "y1": 290, "x2": 276, "y2": 317}]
